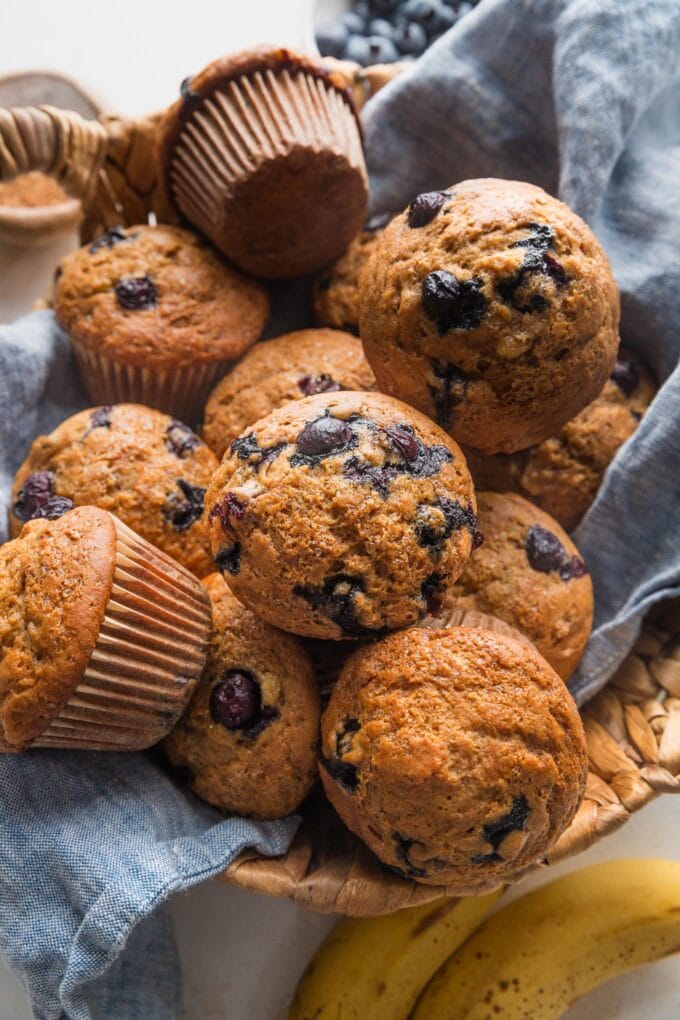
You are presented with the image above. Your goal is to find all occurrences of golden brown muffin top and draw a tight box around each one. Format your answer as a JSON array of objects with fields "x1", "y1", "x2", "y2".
[
  {"x1": 320, "y1": 626, "x2": 588, "y2": 890},
  {"x1": 11, "y1": 404, "x2": 218, "y2": 577},
  {"x1": 464, "y1": 349, "x2": 656, "y2": 530},
  {"x1": 358, "y1": 178, "x2": 619, "y2": 453},
  {"x1": 206, "y1": 390, "x2": 476, "y2": 639},
  {"x1": 449, "y1": 491, "x2": 593, "y2": 680},
  {"x1": 163, "y1": 572, "x2": 320, "y2": 819},
  {"x1": 54, "y1": 224, "x2": 269, "y2": 368},
  {"x1": 0, "y1": 507, "x2": 115, "y2": 752},
  {"x1": 203, "y1": 328, "x2": 376, "y2": 458}
]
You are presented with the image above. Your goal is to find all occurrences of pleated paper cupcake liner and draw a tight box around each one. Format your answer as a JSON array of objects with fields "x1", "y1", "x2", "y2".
[
  {"x1": 168, "y1": 66, "x2": 367, "y2": 275},
  {"x1": 71, "y1": 340, "x2": 228, "y2": 426},
  {"x1": 33, "y1": 515, "x2": 211, "y2": 751}
]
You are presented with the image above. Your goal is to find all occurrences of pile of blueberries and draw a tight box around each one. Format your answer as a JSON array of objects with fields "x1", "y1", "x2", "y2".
[{"x1": 316, "y1": 0, "x2": 479, "y2": 66}]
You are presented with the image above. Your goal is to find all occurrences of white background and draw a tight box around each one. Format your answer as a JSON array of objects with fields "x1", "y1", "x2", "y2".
[{"x1": 1, "y1": 2, "x2": 678, "y2": 1017}]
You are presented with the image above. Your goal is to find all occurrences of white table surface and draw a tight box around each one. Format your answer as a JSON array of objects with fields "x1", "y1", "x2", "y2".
[{"x1": 1, "y1": 3, "x2": 678, "y2": 1018}]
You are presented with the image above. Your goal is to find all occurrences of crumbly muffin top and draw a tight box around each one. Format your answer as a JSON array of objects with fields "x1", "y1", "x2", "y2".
[
  {"x1": 206, "y1": 391, "x2": 477, "y2": 639},
  {"x1": 449, "y1": 491, "x2": 593, "y2": 680},
  {"x1": 11, "y1": 404, "x2": 218, "y2": 577},
  {"x1": 358, "y1": 178, "x2": 619, "y2": 453},
  {"x1": 0, "y1": 507, "x2": 115, "y2": 752},
  {"x1": 320, "y1": 626, "x2": 588, "y2": 890},
  {"x1": 163, "y1": 572, "x2": 320, "y2": 819},
  {"x1": 203, "y1": 328, "x2": 376, "y2": 458},
  {"x1": 313, "y1": 223, "x2": 388, "y2": 333},
  {"x1": 54, "y1": 224, "x2": 269, "y2": 368},
  {"x1": 465, "y1": 351, "x2": 656, "y2": 530}
]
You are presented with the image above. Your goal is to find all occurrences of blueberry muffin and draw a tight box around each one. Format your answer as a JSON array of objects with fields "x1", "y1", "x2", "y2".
[
  {"x1": 446, "y1": 492, "x2": 593, "y2": 680},
  {"x1": 319, "y1": 627, "x2": 588, "y2": 892},
  {"x1": 203, "y1": 329, "x2": 376, "y2": 459},
  {"x1": 206, "y1": 391, "x2": 477, "y2": 640},
  {"x1": 163, "y1": 573, "x2": 320, "y2": 818},
  {"x1": 358, "y1": 178, "x2": 620, "y2": 454},
  {"x1": 313, "y1": 215, "x2": 392, "y2": 333},
  {"x1": 0, "y1": 506, "x2": 210, "y2": 752},
  {"x1": 11, "y1": 404, "x2": 218, "y2": 577},
  {"x1": 464, "y1": 351, "x2": 656, "y2": 530},
  {"x1": 54, "y1": 223, "x2": 269, "y2": 421},
  {"x1": 160, "y1": 47, "x2": 367, "y2": 278}
]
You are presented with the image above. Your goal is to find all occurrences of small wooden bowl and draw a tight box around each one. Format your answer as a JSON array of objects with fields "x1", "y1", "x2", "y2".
[
  {"x1": 0, "y1": 71, "x2": 102, "y2": 246},
  {"x1": 220, "y1": 602, "x2": 680, "y2": 915}
]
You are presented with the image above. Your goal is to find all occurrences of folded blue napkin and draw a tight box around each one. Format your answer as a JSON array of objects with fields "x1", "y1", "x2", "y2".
[{"x1": 1, "y1": 0, "x2": 679, "y2": 1016}]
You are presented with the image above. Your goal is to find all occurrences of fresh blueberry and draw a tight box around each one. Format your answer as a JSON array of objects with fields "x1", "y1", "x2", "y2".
[
  {"x1": 345, "y1": 34, "x2": 373, "y2": 66},
  {"x1": 402, "y1": 0, "x2": 443, "y2": 29},
  {"x1": 365, "y1": 35, "x2": 400, "y2": 63},
  {"x1": 341, "y1": 11, "x2": 368, "y2": 33},
  {"x1": 422, "y1": 271, "x2": 486, "y2": 332},
  {"x1": 393, "y1": 20, "x2": 428, "y2": 54},
  {"x1": 316, "y1": 21, "x2": 350, "y2": 58},
  {"x1": 369, "y1": 17, "x2": 395, "y2": 38}
]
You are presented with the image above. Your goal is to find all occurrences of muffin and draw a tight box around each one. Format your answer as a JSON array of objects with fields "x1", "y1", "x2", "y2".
[
  {"x1": 203, "y1": 328, "x2": 376, "y2": 458},
  {"x1": 464, "y1": 350, "x2": 656, "y2": 530},
  {"x1": 164, "y1": 573, "x2": 320, "y2": 818},
  {"x1": 445, "y1": 492, "x2": 593, "y2": 680},
  {"x1": 10, "y1": 404, "x2": 219, "y2": 576},
  {"x1": 54, "y1": 223, "x2": 269, "y2": 422},
  {"x1": 160, "y1": 47, "x2": 368, "y2": 278},
  {"x1": 206, "y1": 391, "x2": 477, "y2": 640},
  {"x1": 319, "y1": 627, "x2": 588, "y2": 892},
  {"x1": 0, "y1": 506, "x2": 211, "y2": 752},
  {"x1": 313, "y1": 215, "x2": 392, "y2": 333},
  {"x1": 358, "y1": 178, "x2": 620, "y2": 454}
]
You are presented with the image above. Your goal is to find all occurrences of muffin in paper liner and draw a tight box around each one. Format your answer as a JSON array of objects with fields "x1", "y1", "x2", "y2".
[
  {"x1": 70, "y1": 339, "x2": 229, "y2": 425},
  {"x1": 160, "y1": 47, "x2": 368, "y2": 278},
  {"x1": 0, "y1": 506, "x2": 211, "y2": 753}
]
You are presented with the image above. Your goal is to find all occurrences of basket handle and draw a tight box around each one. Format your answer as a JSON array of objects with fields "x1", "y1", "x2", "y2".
[{"x1": 0, "y1": 105, "x2": 108, "y2": 201}]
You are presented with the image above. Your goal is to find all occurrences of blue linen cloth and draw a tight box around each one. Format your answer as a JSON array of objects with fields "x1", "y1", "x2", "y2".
[{"x1": 0, "y1": 0, "x2": 679, "y2": 1016}]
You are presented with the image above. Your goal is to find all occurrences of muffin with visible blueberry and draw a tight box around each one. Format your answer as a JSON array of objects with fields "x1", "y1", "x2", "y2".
[
  {"x1": 464, "y1": 350, "x2": 656, "y2": 531},
  {"x1": 10, "y1": 404, "x2": 218, "y2": 577},
  {"x1": 442, "y1": 491, "x2": 593, "y2": 680},
  {"x1": 319, "y1": 626, "x2": 588, "y2": 892},
  {"x1": 359, "y1": 178, "x2": 620, "y2": 454},
  {"x1": 0, "y1": 506, "x2": 210, "y2": 752},
  {"x1": 203, "y1": 328, "x2": 376, "y2": 459},
  {"x1": 54, "y1": 224, "x2": 269, "y2": 422},
  {"x1": 163, "y1": 573, "x2": 320, "y2": 819},
  {"x1": 206, "y1": 390, "x2": 477, "y2": 639},
  {"x1": 313, "y1": 215, "x2": 392, "y2": 333}
]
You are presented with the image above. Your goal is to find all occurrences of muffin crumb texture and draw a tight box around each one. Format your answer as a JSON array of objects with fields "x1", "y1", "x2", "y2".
[
  {"x1": 359, "y1": 178, "x2": 620, "y2": 454},
  {"x1": 320, "y1": 627, "x2": 588, "y2": 891},
  {"x1": 164, "y1": 573, "x2": 320, "y2": 818}
]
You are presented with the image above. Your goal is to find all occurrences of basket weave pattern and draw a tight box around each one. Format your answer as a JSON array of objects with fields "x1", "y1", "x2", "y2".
[{"x1": 222, "y1": 601, "x2": 680, "y2": 916}]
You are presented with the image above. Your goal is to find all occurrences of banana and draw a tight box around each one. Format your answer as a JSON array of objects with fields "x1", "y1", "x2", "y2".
[
  {"x1": 412, "y1": 858, "x2": 680, "y2": 1020},
  {"x1": 287, "y1": 889, "x2": 502, "y2": 1020}
]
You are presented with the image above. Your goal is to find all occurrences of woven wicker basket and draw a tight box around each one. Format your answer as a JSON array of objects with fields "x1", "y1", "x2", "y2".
[
  {"x1": 0, "y1": 59, "x2": 392, "y2": 246},
  {"x1": 2, "y1": 69, "x2": 678, "y2": 918}
]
